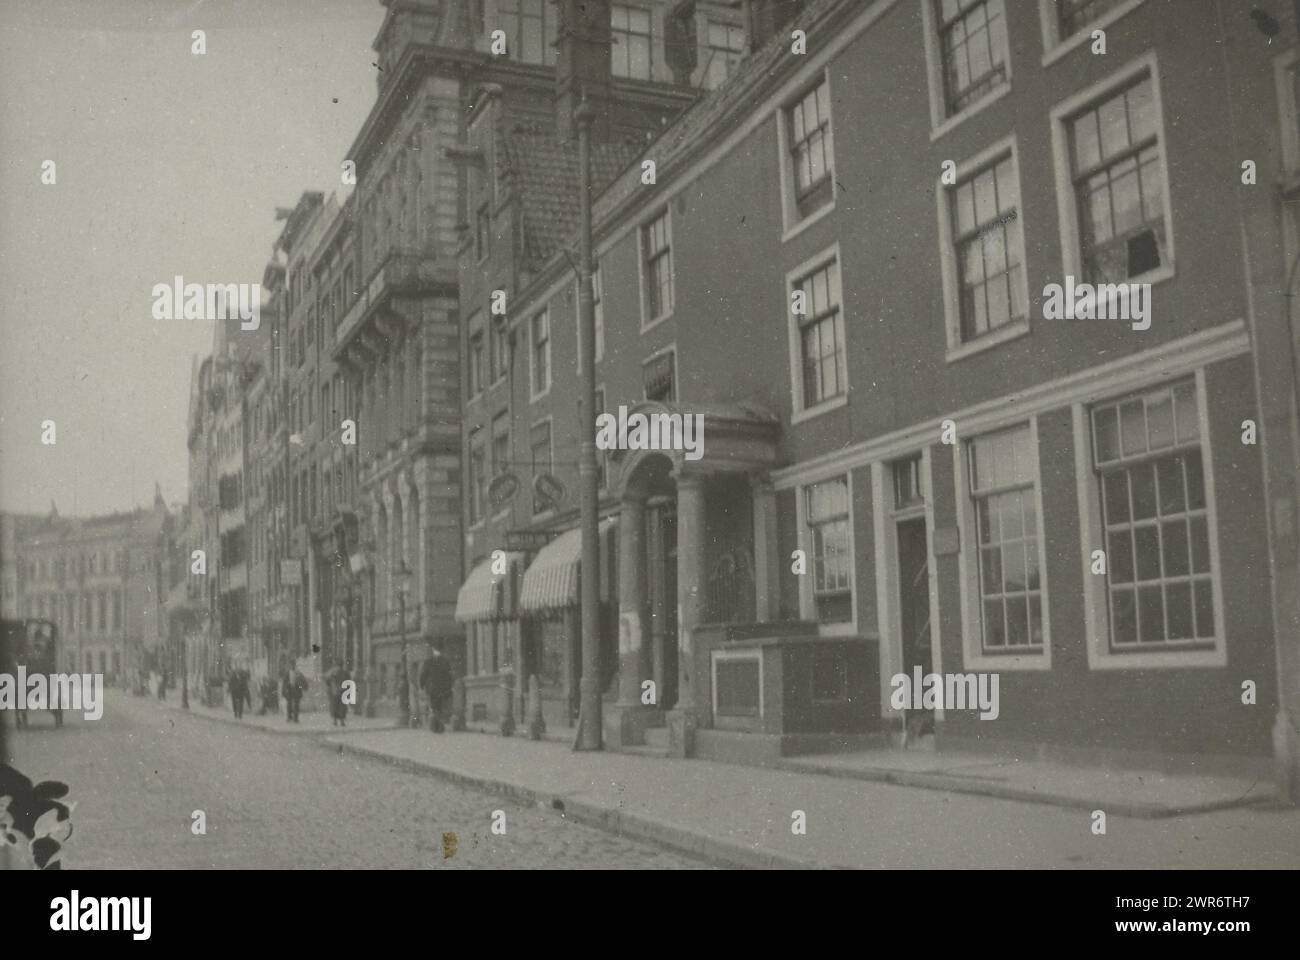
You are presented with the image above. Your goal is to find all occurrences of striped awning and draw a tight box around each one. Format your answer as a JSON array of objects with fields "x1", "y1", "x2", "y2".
[
  {"x1": 454, "y1": 552, "x2": 523, "y2": 623},
  {"x1": 519, "y1": 518, "x2": 617, "y2": 614}
]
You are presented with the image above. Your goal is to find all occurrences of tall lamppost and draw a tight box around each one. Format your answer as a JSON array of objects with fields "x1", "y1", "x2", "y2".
[
  {"x1": 395, "y1": 561, "x2": 414, "y2": 728},
  {"x1": 575, "y1": 92, "x2": 602, "y2": 751}
]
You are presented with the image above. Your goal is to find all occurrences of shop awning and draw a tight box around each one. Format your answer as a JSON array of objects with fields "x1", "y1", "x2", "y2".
[
  {"x1": 454, "y1": 551, "x2": 524, "y2": 623},
  {"x1": 519, "y1": 518, "x2": 617, "y2": 614}
]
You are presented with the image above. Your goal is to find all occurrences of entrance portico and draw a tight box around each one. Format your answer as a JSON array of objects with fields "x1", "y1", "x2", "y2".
[{"x1": 605, "y1": 401, "x2": 779, "y2": 755}]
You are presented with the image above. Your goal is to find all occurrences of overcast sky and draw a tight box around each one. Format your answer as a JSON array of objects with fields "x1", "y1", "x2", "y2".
[{"x1": 0, "y1": 0, "x2": 384, "y2": 517}]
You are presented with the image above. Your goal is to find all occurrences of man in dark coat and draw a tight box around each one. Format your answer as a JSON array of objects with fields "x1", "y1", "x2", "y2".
[
  {"x1": 418, "y1": 641, "x2": 453, "y2": 733},
  {"x1": 281, "y1": 665, "x2": 307, "y2": 723},
  {"x1": 228, "y1": 665, "x2": 246, "y2": 719}
]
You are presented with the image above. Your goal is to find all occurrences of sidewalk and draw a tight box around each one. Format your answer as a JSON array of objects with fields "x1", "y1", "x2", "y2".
[
  {"x1": 774, "y1": 749, "x2": 1271, "y2": 819},
  {"x1": 153, "y1": 692, "x2": 399, "y2": 735},
  {"x1": 324, "y1": 728, "x2": 1298, "y2": 870}
]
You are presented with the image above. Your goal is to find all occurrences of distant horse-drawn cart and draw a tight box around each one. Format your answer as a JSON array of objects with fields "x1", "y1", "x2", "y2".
[{"x1": 1, "y1": 618, "x2": 63, "y2": 730}]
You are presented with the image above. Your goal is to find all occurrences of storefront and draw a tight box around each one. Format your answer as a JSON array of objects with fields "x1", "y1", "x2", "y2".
[
  {"x1": 516, "y1": 519, "x2": 619, "y2": 733},
  {"x1": 454, "y1": 550, "x2": 523, "y2": 728}
]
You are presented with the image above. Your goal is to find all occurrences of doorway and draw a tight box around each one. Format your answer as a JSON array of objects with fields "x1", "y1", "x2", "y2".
[
  {"x1": 645, "y1": 499, "x2": 678, "y2": 711},
  {"x1": 896, "y1": 516, "x2": 933, "y2": 738}
]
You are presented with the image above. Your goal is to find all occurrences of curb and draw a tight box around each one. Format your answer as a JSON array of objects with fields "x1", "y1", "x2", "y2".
[
  {"x1": 153, "y1": 698, "x2": 399, "y2": 738},
  {"x1": 772, "y1": 759, "x2": 1273, "y2": 820},
  {"x1": 329, "y1": 739, "x2": 825, "y2": 870}
]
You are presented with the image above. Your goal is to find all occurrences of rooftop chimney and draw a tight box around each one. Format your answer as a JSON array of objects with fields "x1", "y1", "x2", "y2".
[{"x1": 555, "y1": 0, "x2": 614, "y2": 141}]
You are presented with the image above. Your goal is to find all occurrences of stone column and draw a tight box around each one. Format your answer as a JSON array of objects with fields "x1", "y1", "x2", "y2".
[
  {"x1": 670, "y1": 473, "x2": 707, "y2": 757},
  {"x1": 616, "y1": 498, "x2": 647, "y2": 705},
  {"x1": 751, "y1": 476, "x2": 779, "y2": 622},
  {"x1": 605, "y1": 498, "x2": 658, "y2": 747}
]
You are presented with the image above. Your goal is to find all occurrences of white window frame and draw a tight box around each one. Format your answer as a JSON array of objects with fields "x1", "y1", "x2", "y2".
[
  {"x1": 638, "y1": 208, "x2": 674, "y2": 331},
  {"x1": 574, "y1": 263, "x2": 604, "y2": 364},
  {"x1": 490, "y1": 312, "x2": 510, "y2": 387},
  {"x1": 467, "y1": 313, "x2": 486, "y2": 403},
  {"x1": 776, "y1": 67, "x2": 838, "y2": 242},
  {"x1": 920, "y1": 0, "x2": 1013, "y2": 142},
  {"x1": 1038, "y1": 0, "x2": 1146, "y2": 68},
  {"x1": 795, "y1": 471, "x2": 858, "y2": 638},
  {"x1": 953, "y1": 417, "x2": 1053, "y2": 671},
  {"x1": 594, "y1": 383, "x2": 608, "y2": 492},
  {"x1": 936, "y1": 134, "x2": 1032, "y2": 362},
  {"x1": 529, "y1": 414, "x2": 555, "y2": 520},
  {"x1": 711, "y1": 649, "x2": 765, "y2": 720},
  {"x1": 1049, "y1": 50, "x2": 1177, "y2": 293},
  {"x1": 610, "y1": 2, "x2": 654, "y2": 81},
  {"x1": 1072, "y1": 369, "x2": 1227, "y2": 669},
  {"x1": 491, "y1": 410, "x2": 513, "y2": 521},
  {"x1": 468, "y1": 425, "x2": 488, "y2": 529},
  {"x1": 529, "y1": 307, "x2": 551, "y2": 402},
  {"x1": 1276, "y1": 47, "x2": 1300, "y2": 177},
  {"x1": 786, "y1": 242, "x2": 849, "y2": 424},
  {"x1": 641, "y1": 342, "x2": 677, "y2": 402},
  {"x1": 702, "y1": 17, "x2": 746, "y2": 91}
]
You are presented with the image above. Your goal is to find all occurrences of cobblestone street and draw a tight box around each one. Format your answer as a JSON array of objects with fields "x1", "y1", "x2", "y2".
[{"x1": 5, "y1": 692, "x2": 707, "y2": 869}]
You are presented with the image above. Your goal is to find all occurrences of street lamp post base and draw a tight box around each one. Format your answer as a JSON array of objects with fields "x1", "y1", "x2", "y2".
[{"x1": 576, "y1": 678, "x2": 603, "y2": 751}]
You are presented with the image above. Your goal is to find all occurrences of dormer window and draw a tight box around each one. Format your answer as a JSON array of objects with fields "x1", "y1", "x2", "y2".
[{"x1": 498, "y1": 0, "x2": 556, "y2": 65}]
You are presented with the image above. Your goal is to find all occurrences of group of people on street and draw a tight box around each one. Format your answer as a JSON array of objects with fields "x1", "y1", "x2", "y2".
[{"x1": 218, "y1": 642, "x2": 453, "y2": 730}]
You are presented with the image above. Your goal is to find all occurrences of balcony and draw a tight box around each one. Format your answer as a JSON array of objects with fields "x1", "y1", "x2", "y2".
[{"x1": 333, "y1": 247, "x2": 456, "y2": 360}]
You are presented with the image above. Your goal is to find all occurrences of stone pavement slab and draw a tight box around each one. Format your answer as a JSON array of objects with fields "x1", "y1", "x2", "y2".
[{"x1": 323, "y1": 729, "x2": 1300, "y2": 870}]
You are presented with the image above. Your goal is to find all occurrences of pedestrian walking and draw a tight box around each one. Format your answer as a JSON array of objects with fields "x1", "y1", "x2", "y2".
[
  {"x1": 281, "y1": 665, "x2": 307, "y2": 723},
  {"x1": 228, "y1": 665, "x2": 247, "y2": 719},
  {"x1": 324, "y1": 659, "x2": 349, "y2": 727},
  {"x1": 418, "y1": 640, "x2": 453, "y2": 734},
  {"x1": 392, "y1": 658, "x2": 408, "y2": 723}
]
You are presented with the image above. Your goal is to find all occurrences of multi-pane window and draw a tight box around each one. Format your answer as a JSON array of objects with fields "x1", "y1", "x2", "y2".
[
  {"x1": 468, "y1": 428, "x2": 486, "y2": 525},
  {"x1": 1068, "y1": 74, "x2": 1167, "y2": 283},
  {"x1": 1056, "y1": 0, "x2": 1127, "y2": 37},
  {"x1": 469, "y1": 328, "x2": 486, "y2": 398},
  {"x1": 1291, "y1": 59, "x2": 1300, "y2": 172},
  {"x1": 575, "y1": 267, "x2": 604, "y2": 363},
  {"x1": 491, "y1": 314, "x2": 509, "y2": 382},
  {"x1": 1092, "y1": 381, "x2": 1214, "y2": 649},
  {"x1": 498, "y1": 0, "x2": 556, "y2": 65},
  {"x1": 611, "y1": 4, "x2": 652, "y2": 80},
  {"x1": 787, "y1": 79, "x2": 834, "y2": 219},
  {"x1": 704, "y1": 20, "x2": 745, "y2": 90},
  {"x1": 592, "y1": 266, "x2": 604, "y2": 362},
  {"x1": 594, "y1": 388, "x2": 607, "y2": 490},
  {"x1": 530, "y1": 420, "x2": 552, "y2": 515},
  {"x1": 530, "y1": 310, "x2": 550, "y2": 396},
  {"x1": 934, "y1": 0, "x2": 1008, "y2": 117},
  {"x1": 491, "y1": 412, "x2": 510, "y2": 478},
  {"x1": 968, "y1": 426, "x2": 1043, "y2": 653},
  {"x1": 950, "y1": 153, "x2": 1025, "y2": 341},
  {"x1": 642, "y1": 212, "x2": 673, "y2": 322},
  {"x1": 642, "y1": 350, "x2": 675, "y2": 403},
  {"x1": 475, "y1": 203, "x2": 490, "y2": 263},
  {"x1": 805, "y1": 477, "x2": 852, "y2": 623},
  {"x1": 793, "y1": 257, "x2": 846, "y2": 409},
  {"x1": 893, "y1": 456, "x2": 924, "y2": 510}
]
